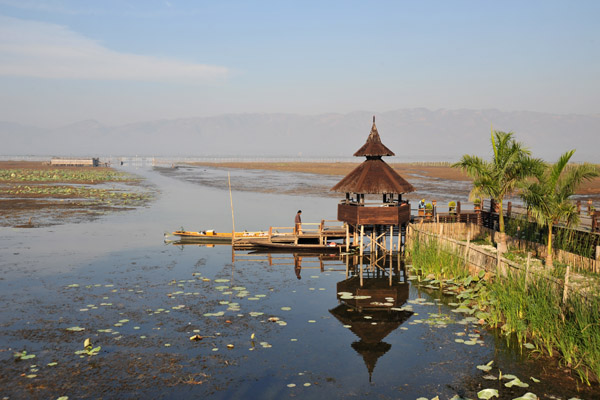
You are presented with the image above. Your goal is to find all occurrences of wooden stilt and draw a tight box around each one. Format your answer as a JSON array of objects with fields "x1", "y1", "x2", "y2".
[
  {"x1": 345, "y1": 254, "x2": 349, "y2": 279},
  {"x1": 359, "y1": 255, "x2": 364, "y2": 287},
  {"x1": 346, "y1": 223, "x2": 350, "y2": 252},
  {"x1": 389, "y1": 252, "x2": 392, "y2": 286},
  {"x1": 360, "y1": 225, "x2": 364, "y2": 256}
]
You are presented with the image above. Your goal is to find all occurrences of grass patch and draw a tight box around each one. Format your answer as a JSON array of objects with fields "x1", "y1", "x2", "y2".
[{"x1": 409, "y1": 235, "x2": 600, "y2": 384}]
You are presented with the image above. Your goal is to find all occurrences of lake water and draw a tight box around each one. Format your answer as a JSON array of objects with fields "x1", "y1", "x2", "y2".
[{"x1": 0, "y1": 165, "x2": 597, "y2": 399}]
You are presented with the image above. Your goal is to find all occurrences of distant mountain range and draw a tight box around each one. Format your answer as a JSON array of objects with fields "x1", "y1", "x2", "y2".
[{"x1": 2, "y1": 109, "x2": 598, "y2": 162}]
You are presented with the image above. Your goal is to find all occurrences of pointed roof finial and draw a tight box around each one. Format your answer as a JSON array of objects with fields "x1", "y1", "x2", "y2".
[{"x1": 353, "y1": 116, "x2": 395, "y2": 157}]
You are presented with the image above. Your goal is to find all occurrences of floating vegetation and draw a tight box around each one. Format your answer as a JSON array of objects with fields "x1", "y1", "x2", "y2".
[{"x1": 409, "y1": 234, "x2": 600, "y2": 384}]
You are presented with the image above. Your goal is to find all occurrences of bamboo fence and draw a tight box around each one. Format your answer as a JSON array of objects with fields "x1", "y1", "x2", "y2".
[
  {"x1": 411, "y1": 221, "x2": 600, "y2": 273},
  {"x1": 406, "y1": 223, "x2": 598, "y2": 301}
]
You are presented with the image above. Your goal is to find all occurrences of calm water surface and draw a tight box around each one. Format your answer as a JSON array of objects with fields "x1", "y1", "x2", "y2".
[{"x1": 0, "y1": 165, "x2": 597, "y2": 399}]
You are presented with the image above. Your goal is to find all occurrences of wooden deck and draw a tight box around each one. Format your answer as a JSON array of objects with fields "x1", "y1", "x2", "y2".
[{"x1": 232, "y1": 220, "x2": 348, "y2": 249}]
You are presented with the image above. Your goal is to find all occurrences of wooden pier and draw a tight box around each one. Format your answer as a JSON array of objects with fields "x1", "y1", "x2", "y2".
[{"x1": 231, "y1": 219, "x2": 349, "y2": 249}]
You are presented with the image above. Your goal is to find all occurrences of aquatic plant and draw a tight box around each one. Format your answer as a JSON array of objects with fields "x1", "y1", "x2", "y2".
[{"x1": 409, "y1": 235, "x2": 600, "y2": 384}]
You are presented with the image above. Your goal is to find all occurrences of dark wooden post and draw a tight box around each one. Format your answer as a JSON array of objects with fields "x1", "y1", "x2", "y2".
[
  {"x1": 592, "y1": 212, "x2": 597, "y2": 232},
  {"x1": 490, "y1": 199, "x2": 496, "y2": 213},
  {"x1": 577, "y1": 200, "x2": 581, "y2": 215},
  {"x1": 507, "y1": 202, "x2": 512, "y2": 218},
  {"x1": 457, "y1": 201, "x2": 461, "y2": 215}
]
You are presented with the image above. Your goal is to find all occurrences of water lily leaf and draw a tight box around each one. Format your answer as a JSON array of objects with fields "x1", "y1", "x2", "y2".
[
  {"x1": 482, "y1": 374, "x2": 497, "y2": 380},
  {"x1": 477, "y1": 388, "x2": 499, "y2": 399},
  {"x1": 476, "y1": 360, "x2": 493, "y2": 371},
  {"x1": 66, "y1": 326, "x2": 85, "y2": 332},
  {"x1": 523, "y1": 342, "x2": 535, "y2": 349},
  {"x1": 530, "y1": 377, "x2": 540, "y2": 383},
  {"x1": 512, "y1": 393, "x2": 538, "y2": 400},
  {"x1": 505, "y1": 378, "x2": 528, "y2": 388},
  {"x1": 281, "y1": 306, "x2": 292, "y2": 311},
  {"x1": 287, "y1": 383, "x2": 296, "y2": 387},
  {"x1": 502, "y1": 374, "x2": 517, "y2": 380}
]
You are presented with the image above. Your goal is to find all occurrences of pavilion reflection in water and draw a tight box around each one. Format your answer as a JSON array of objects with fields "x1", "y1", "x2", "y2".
[{"x1": 330, "y1": 254, "x2": 413, "y2": 382}]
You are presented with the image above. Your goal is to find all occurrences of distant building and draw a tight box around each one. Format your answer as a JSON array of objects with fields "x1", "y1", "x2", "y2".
[{"x1": 50, "y1": 158, "x2": 100, "y2": 167}]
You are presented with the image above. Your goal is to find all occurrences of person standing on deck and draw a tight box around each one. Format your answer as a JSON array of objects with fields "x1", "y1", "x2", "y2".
[{"x1": 294, "y1": 210, "x2": 302, "y2": 234}]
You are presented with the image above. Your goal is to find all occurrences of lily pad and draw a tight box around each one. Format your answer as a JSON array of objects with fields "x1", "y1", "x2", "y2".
[
  {"x1": 512, "y1": 394, "x2": 538, "y2": 400},
  {"x1": 477, "y1": 388, "x2": 499, "y2": 399}
]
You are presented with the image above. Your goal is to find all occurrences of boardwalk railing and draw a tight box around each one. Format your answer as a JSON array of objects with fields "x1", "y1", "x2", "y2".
[
  {"x1": 406, "y1": 224, "x2": 597, "y2": 301},
  {"x1": 410, "y1": 221, "x2": 600, "y2": 274}
]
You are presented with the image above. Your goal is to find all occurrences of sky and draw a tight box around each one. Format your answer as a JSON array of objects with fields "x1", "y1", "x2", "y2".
[{"x1": 0, "y1": 0, "x2": 599, "y2": 127}]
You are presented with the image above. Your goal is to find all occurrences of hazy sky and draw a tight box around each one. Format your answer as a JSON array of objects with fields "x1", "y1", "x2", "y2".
[{"x1": 1, "y1": 0, "x2": 598, "y2": 127}]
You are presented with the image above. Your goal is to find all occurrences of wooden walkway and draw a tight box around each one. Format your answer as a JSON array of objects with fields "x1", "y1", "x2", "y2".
[{"x1": 232, "y1": 220, "x2": 348, "y2": 249}]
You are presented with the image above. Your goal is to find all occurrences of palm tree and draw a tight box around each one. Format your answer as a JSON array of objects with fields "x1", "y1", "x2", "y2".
[
  {"x1": 453, "y1": 130, "x2": 542, "y2": 250},
  {"x1": 520, "y1": 150, "x2": 599, "y2": 268}
]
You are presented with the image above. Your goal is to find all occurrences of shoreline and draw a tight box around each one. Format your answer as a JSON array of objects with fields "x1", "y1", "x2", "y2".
[{"x1": 188, "y1": 161, "x2": 600, "y2": 196}]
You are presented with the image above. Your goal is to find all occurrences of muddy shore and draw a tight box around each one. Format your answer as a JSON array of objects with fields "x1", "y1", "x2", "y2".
[
  {"x1": 0, "y1": 161, "x2": 153, "y2": 228},
  {"x1": 189, "y1": 161, "x2": 600, "y2": 196}
]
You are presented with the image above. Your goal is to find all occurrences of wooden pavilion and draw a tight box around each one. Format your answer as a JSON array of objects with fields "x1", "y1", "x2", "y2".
[{"x1": 331, "y1": 116, "x2": 415, "y2": 255}]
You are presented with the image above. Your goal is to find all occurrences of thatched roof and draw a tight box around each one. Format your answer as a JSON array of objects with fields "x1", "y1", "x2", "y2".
[
  {"x1": 330, "y1": 158, "x2": 415, "y2": 194},
  {"x1": 353, "y1": 117, "x2": 395, "y2": 157}
]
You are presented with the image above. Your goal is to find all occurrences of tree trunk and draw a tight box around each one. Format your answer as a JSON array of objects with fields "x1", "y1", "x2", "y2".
[
  {"x1": 498, "y1": 200, "x2": 504, "y2": 233},
  {"x1": 546, "y1": 223, "x2": 553, "y2": 269},
  {"x1": 496, "y1": 200, "x2": 507, "y2": 253}
]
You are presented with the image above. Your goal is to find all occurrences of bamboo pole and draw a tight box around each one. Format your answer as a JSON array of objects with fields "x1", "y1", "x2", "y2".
[
  {"x1": 464, "y1": 231, "x2": 471, "y2": 268},
  {"x1": 563, "y1": 265, "x2": 570, "y2": 304},
  {"x1": 525, "y1": 252, "x2": 531, "y2": 290},
  {"x1": 228, "y1": 172, "x2": 235, "y2": 245}
]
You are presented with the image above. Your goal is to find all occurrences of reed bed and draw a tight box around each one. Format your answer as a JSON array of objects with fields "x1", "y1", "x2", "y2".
[{"x1": 409, "y1": 236, "x2": 600, "y2": 384}]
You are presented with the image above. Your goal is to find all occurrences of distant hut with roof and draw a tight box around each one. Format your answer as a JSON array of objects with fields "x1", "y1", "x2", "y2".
[{"x1": 331, "y1": 116, "x2": 415, "y2": 254}]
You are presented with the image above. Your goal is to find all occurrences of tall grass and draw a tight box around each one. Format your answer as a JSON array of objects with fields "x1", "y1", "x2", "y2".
[
  {"x1": 409, "y1": 235, "x2": 600, "y2": 384},
  {"x1": 505, "y1": 215, "x2": 599, "y2": 258},
  {"x1": 408, "y1": 233, "x2": 470, "y2": 281}
]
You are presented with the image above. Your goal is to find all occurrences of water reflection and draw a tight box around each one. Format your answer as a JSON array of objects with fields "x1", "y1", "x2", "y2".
[{"x1": 331, "y1": 255, "x2": 413, "y2": 382}]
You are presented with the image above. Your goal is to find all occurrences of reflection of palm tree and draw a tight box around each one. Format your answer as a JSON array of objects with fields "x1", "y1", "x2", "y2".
[
  {"x1": 294, "y1": 255, "x2": 302, "y2": 279},
  {"x1": 520, "y1": 150, "x2": 599, "y2": 268}
]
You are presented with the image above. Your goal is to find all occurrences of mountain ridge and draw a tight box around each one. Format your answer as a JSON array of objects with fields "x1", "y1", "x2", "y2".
[{"x1": 2, "y1": 108, "x2": 598, "y2": 162}]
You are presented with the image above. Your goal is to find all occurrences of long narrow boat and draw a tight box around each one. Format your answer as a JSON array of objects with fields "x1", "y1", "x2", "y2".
[
  {"x1": 167, "y1": 229, "x2": 270, "y2": 243},
  {"x1": 246, "y1": 240, "x2": 342, "y2": 253}
]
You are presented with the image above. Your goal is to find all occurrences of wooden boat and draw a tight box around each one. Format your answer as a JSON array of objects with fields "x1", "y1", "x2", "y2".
[
  {"x1": 246, "y1": 240, "x2": 342, "y2": 253},
  {"x1": 167, "y1": 229, "x2": 269, "y2": 243}
]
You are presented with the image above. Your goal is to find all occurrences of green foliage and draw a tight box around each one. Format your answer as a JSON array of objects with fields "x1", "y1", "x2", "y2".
[
  {"x1": 0, "y1": 168, "x2": 134, "y2": 183},
  {"x1": 453, "y1": 130, "x2": 543, "y2": 235},
  {"x1": 409, "y1": 234, "x2": 600, "y2": 383},
  {"x1": 520, "y1": 151, "x2": 600, "y2": 266}
]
